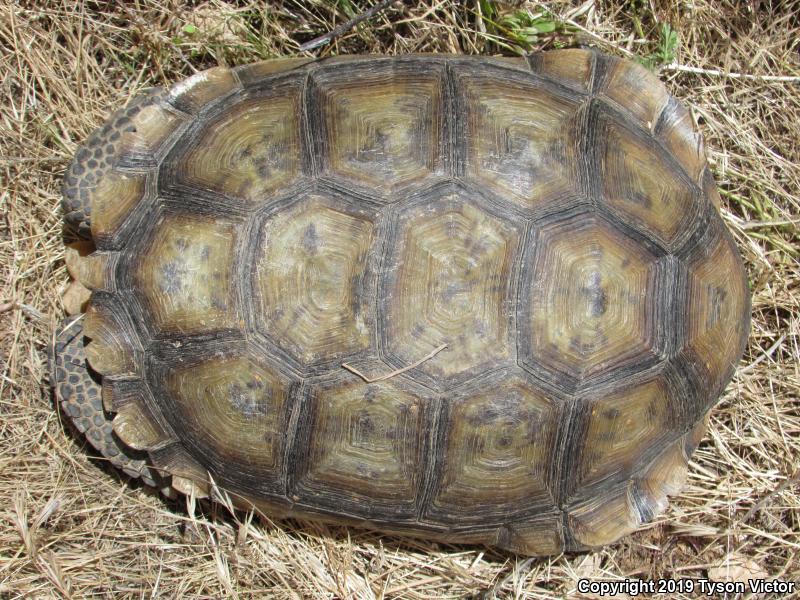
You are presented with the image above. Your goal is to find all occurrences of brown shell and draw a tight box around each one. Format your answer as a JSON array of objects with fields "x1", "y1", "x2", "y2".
[{"x1": 68, "y1": 51, "x2": 750, "y2": 554}]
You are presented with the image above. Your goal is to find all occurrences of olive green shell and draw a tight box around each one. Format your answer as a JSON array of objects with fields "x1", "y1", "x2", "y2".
[{"x1": 57, "y1": 50, "x2": 750, "y2": 555}]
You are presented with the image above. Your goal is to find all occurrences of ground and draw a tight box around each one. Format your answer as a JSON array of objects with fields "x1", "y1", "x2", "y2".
[{"x1": 0, "y1": 0, "x2": 798, "y2": 598}]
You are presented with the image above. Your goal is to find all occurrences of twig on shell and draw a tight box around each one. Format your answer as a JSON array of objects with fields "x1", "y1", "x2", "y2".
[{"x1": 342, "y1": 343, "x2": 447, "y2": 383}]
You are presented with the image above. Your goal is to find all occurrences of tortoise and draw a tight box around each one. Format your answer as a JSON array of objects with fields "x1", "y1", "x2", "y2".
[{"x1": 51, "y1": 50, "x2": 750, "y2": 555}]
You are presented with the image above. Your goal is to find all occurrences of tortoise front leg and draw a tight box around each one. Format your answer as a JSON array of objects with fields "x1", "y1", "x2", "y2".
[
  {"x1": 61, "y1": 88, "x2": 163, "y2": 240},
  {"x1": 51, "y1": 318, "x2": 166, "y2": 490}
]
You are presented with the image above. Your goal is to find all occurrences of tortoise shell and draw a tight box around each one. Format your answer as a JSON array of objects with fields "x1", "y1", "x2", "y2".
[{"x1": 52, "y1": 50, "x2": 750, "y2": 555}]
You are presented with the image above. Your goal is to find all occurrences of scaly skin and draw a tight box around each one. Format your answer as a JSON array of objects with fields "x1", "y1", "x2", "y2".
[
  {"x1": 50, "y1": 318, "x2": 168, "y2": 490},
  {"x1": 61, "y1": 88, "x2": 163, "y2": 240}
]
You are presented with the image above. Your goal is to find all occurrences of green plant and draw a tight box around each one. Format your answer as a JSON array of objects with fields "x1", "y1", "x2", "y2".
[
  {"x1": 638, "y1": 22, "x2": 678, "y2": 70},
  {"x1": 476, "y1": 2, "x2": 573, "y2": 54}
]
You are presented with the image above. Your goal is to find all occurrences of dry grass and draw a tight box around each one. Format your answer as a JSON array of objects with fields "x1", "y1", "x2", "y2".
[{"x1": 1, "y1": 0, "x2": 798, "y2": 597}]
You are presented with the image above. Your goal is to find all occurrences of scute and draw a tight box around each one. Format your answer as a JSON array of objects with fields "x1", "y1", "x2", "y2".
[
  {"x1": 113, "y1": 399, "x2": 168, "y2": 452},
  {"x1": 576, "y1": 377, "x2": 674, "y2": 490},
  {"x1": 167, "y1": 66, "x2": 240, "y2": 114},
  {"x1": 633, "y1": 435, "x2": 690, "y2": 520},
  {"x1": 175, "y1": 92, "x2": 304, "y2": 203},
  {"x1": 656, "y1": 98, "x2": 706, "y2": 185},
  {"x1": 118, "y1": 99, "x2": 187, "y2": 166},
  {"x1": 56, "y1": 51, "x2": 750, "y2": 556},
  {"x1": 505, "y1": 517, "x2": 565, "y2": 555},
  {"x1": 380, "y1": 189, "x2": 522, "y2": 388},
  {"x1": 568, "y1": 487, "x2": 641, "y2": 548},
  {"x1": 528, "y1": 48, "x2": 594, "y2": 93},
  {"x1": 163, "y1": 354, "x2": 294, "y2": 495},
  {"x1": 684, "y1": 218, "x2": 750, "y2": 396},
  {"x1": 90, "y1": 171, "x2": 147, "y2": 246},
  {"x1": 312, "y1": 60, "x2": 446, "y2": 193},
  {"x1": 291, "y1": 378, "x2": 432, "y2": 519},
  {"x1": 425, "y1": 371, "x2": 559, "y2": 524},
  {"x1": 134, "y1": 212, "x2": 240, "y2": 336},
  {"x1": 235, "y1": 58, "x2": 313, "y2": 86},
  {"x1": 460, "y1": 70, "x2": 583, "y2": 210},
  {"x1": 598, "y1": 56, "x2": 669, "y2": 129},
  {"x1": 83, "y1": 298, "x2": 140, "y2": 377},
  {"x1": 592, "y1": 106, "x2": 699, "y2": 250},
  {"x1": 520, "y1": 213, "x2": 661, "y2": 389},
  {"x1": 252, "y1": 193, "x2": 377, "y2": 369}
]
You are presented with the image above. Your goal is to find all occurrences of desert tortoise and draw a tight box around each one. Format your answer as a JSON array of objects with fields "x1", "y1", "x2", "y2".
[{"x1": 52, "y1": 50, "x2": 750, "y2": 555}]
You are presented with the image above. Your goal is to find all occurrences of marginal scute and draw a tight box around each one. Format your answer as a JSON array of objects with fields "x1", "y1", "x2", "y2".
[
  {"x1": 630, "y1": 416, "x2": 708, "y2": 525},
  {"x1": 658, "y1": 99, "x2": 706, "y2": 185},
  {"x1": 65, "y1": 245, "x2": 116, "y2": 291},
  {"x1": 383, "y1": 192, "x2": 520, "y2": 386},
  {"x1": 568, "y1": 486, "x2": 641, "y2": 548},
  {"x1": 135, "y1": 213, "x2": 239, "y2": 335},
  {"x1": 83, "y1": 302, "x2": 138, "y2": 376},
  {"x1": 528, "y1": 48, "x2": 594, "y2": 94},
  {"x1": 486, "y1": 56, "x2": 531, "y2": 71},
  {"x1": 702, "y1": 168, "x2": 722, "y2": 211},
  {"x1": 633, "y1": 436, "x2": 688, "y2": 519},
  {"x1": 684, "y1": 413, "x2": 709, "y2": 457},
  {"x1": 293, "y1": 379, "x2": 429, "y2": 517},
  {"x1": 461, "y1": 73, "x2": 582, "y2": 210},
  {"x1": 521, "y1": 215, "x2": 658, "y2": 386},
  {"x1": 168, "y1": 66, "x2": 240, "y2": 114},
  {"x1": 235, "y1": 58, "x2": 313, "y2": 86},
  {"x1": 315, "y1": 62, "x2": 445, "y2": 192},
  {"x1": 101, "y1": 375, "x2": 138, "y2": 413},
  {"x1": 63, "y1": 280, "x2": 91, "y2": 315},
  {"x1": 155, "y1": 444, "x2": 211, "y2": 498},
  {"x1": 427, "y1": 373, "x2": 558, "y2": 522},
  {"x1": 112, "y1": 397, "x2": 169, "y2": 451},
  {"x1": 118, "y1": 101, "x2": 186, "y2": 163},
  {"x1": 505, "y1": 517, "x2": 565, "y2": 555},
  {"x1": 172, "y1": 477, "x2": 204, "y2": 498},
  {"x1": 90, "y1": 170, "x2": 147, "y2": 244},
  {"x1": 600, "y1": 56, "x2": 669, "y2": 129},
  {"x1": 64, "y1": 240, "x2": 95, "y2": 277},
  {"x1": 253, "y1": 195, "x2": 376, "y2": 367}
]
